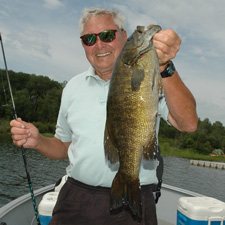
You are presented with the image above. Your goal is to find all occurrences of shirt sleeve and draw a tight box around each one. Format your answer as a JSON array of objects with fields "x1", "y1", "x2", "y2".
[
  {"x1": 158, "y1": 94, "x2": 170, "y2": 124},
  {"x1": 55, "y1": 88, "x2": 73, "y2": 143}
]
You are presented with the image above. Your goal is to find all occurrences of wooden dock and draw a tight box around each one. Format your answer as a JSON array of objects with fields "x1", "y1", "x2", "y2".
[{"x1": 190, "y1": 160, "x2": 225, "y2": 170}]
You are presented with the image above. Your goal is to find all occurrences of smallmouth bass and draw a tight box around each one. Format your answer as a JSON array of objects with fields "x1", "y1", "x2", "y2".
[{"x1": 104, "y1": 25, "x2": 163, "y2": 218}]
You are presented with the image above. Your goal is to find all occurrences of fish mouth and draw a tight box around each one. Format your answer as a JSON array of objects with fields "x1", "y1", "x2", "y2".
[
  {"x1": 124, "y1": 48, "x2": 150, "y2": 68},
  {"x1": 123, "y1": 29, "x2": 153, "y2": 67},
  {"x1": 123, "y1": 25, "x2": 161, "y2": 67}
]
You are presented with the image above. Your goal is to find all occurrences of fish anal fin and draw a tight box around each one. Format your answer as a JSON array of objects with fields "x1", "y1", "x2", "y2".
[
  {"x1": 131, "y1": 66, "x2": 145, "y2": 91},
  {"x1": 104, "y1": 122, "x2": 119, "y2": 164}
]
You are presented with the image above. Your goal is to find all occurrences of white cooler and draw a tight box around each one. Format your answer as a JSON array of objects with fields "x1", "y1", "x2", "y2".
[
  {"x1": 177, "y1": 197, "x2": 225, "y2": 225},
  {"x1": 38, "y1": 192, "x2": 59, "y2": 225},
  {"x1": 38, "y1": 175, "x2": 68, "y2": 225}
]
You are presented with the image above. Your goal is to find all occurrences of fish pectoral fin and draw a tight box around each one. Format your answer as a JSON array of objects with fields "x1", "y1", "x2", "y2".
[
  {"x1": 158, "y1": 76, "x2": 164, "y2": 95},
  {"x1": 104, "y1": 123, "x2": 119, "y2": 164},
  {"x1": 143, "y1": 135, "x2": 158, "y2": 160},
  {"x1": 131, "y1": 66, "x2": 145, "y2": 91}
]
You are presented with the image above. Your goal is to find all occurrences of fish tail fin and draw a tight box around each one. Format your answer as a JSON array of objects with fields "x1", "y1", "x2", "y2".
[{"x1": 110, "y1": 172, "x2": 142, "y2": 218}]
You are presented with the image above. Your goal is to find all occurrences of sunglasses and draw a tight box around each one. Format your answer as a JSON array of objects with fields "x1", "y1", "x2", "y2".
[{"x1": 80, "y1": 29, "x2": 123, "y2": 46}]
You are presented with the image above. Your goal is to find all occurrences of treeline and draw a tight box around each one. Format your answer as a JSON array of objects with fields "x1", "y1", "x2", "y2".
[
  {"x1": 1, "y1": 70, "x2": 225, "y2": 155},
  {"x1": 0, "y1": 69, "x2": 64, "y2": 133},
  {"x1": 159, "y1": 118, "x2": 225, "y2": 155}
]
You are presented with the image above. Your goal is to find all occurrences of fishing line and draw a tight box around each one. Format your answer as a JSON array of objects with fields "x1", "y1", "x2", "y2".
[
  {"x1": 0, "y1": 33, "x2": 41, "y2": 225},
  {"x1": 0, "y1": 69, "x2": 8, "y2": 107}
]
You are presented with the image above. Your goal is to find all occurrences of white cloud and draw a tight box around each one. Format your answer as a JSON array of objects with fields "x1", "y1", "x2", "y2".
[
  {"x1": 197, "y1": 99, "x2": 225, "y2": 125},
  {"x1": 110, "y1": 3, "x2": 158, "y2": 33},
  {"x1": 199, "y1": 56, "x2": 206, "y2": 63},
  {"x1": 7, "y1": 30, "x2": 51, "y2": 58},
  {"x1": 42, "y1": 0, "x2": 63, "y2": 9},
  {"x1": 0, "y1": 9, "x2": 9, "y2": 17},
  {"x1": 191, "y1": 46, "x2": 203, "y2": 55}
]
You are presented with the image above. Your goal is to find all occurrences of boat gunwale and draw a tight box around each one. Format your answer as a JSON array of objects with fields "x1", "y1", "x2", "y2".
[
  {"x1": 0, "y1": 184, "x2": 54, "y2": 218},
  {"x1": 161, "y1": 183, "x2": 204, "y2": 198}
]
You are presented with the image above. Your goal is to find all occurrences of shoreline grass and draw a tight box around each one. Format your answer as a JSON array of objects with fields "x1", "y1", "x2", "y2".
[{"x1": 160, "y1": 141, "x2": 225, "y2": 163}]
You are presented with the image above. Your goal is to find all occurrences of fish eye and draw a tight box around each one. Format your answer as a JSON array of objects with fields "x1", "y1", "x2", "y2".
[{"x1": 137, "y1": 26, "x2": 144, "y2": 33}]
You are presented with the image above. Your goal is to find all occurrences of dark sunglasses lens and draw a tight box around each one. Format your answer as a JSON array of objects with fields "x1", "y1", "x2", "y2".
[
  {"x1": 99, "y1": 30, "x2": 116, "y2": 42},
  {"x1": 82, "y1": 34, "x2": 97, "y2": 46}
]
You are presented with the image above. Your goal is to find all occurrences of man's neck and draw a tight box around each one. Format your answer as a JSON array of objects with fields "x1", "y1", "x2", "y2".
[{"x1": 95, "y1": 69, "x2": 112, "y2": 82}]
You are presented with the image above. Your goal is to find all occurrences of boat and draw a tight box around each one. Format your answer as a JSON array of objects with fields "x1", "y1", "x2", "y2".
[{"x1": 0, "y1": 179, "x2": 204, "y2": 225}]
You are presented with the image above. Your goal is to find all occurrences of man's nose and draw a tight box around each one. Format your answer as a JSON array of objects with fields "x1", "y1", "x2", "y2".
[{"x1": 95, "y1": 36, "x2": 106, "y2": 47}]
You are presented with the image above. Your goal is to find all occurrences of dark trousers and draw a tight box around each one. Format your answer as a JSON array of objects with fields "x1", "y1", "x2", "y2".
[{"x1": 49, "y1": 177, "x2": 158, "y2": 225}]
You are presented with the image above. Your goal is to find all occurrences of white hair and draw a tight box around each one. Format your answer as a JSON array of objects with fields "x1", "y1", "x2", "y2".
[{"x1": 79, "y1": 8, "x2": 126, "y2": 36}]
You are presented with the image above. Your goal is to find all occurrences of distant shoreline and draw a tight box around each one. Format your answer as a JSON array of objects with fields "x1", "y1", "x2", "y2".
[
  {"x1": 1, "y1": 133, "x2": 225, "y2": 163},
  {"x1": 160, "y1": 143, "x2": 225, "y2": 163}
]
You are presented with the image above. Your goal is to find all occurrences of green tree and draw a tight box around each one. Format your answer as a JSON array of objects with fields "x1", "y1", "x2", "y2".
[{"x1": 0, "y1": 69, "x2": 63, "y2": 133}]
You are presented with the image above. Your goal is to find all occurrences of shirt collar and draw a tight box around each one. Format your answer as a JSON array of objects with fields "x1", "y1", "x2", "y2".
[
  {"x1": 86, "y1": 66, "x2": 96, "y2": 77},
  {"x1": 85, "y1": 66, "x2": 110, "y2": 83}
]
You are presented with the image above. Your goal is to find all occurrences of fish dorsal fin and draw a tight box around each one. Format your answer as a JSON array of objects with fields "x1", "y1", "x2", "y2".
[
  {"x1": 104, "y1": 122, "x2": 119, "y2": 164},
  {"x1": 131, "y1": 66, "x2": 145, "y2": 91}
]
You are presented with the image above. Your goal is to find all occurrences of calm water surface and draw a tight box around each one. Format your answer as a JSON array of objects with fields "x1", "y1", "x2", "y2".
[
  {"x1": 0, "y1": 134, "x2": 225, "y2": 207},
  {"x1": 0, "y1": 134, "x2": 68, "y2": 207}
]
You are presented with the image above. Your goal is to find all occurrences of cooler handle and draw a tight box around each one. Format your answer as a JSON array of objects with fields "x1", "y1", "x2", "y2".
[{"x1": 208, "y1": 216, "x2": 224, "y2": 225}]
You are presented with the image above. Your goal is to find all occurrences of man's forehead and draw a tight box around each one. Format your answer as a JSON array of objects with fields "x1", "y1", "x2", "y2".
[{"x1": 83, "y1": 15, "x2": 118, "y2": 33}]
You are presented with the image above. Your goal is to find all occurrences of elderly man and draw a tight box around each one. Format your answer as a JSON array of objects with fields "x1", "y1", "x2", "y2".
[{"x1": 10, "y1": 8, "x2": 198, "y2": 225}]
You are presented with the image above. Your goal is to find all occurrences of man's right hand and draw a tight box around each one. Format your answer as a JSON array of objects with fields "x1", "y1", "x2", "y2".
[{"x1": 10, "y1": 118, "x2": 40, "y2": 149}]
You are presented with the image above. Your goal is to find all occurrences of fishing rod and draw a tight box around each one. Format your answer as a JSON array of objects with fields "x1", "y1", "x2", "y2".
[{"x1": 0, "y1": 33, "x2": 41, "y2": 225}]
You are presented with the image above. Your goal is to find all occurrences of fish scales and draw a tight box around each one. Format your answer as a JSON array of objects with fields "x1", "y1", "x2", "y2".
[{"x1": 104, "y1": 25, "x2": 163, "y2": 218}]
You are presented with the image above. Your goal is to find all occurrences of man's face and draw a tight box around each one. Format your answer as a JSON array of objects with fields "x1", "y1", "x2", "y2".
[{"x1": 81, "y1": 14, "x2": 127, "y2": 80}]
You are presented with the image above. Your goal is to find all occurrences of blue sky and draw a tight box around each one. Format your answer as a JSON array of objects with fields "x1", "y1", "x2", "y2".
[{"x1": 0, "y1": 0, "x2": 225, "y2": 125}]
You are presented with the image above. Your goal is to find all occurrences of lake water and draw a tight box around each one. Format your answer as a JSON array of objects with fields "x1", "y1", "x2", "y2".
[{"x1": 0, "y1": 134, "x2": 225, "y2": 208}]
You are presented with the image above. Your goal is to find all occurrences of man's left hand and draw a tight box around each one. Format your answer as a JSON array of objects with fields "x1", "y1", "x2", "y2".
[{"x1": 153, "y1": 29, "x2": 181, "y2": 72}]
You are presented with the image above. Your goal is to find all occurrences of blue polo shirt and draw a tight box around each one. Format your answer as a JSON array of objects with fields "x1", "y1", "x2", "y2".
[{"x1": 55, "y1": 66, "x2": 169, "y2": 187}]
